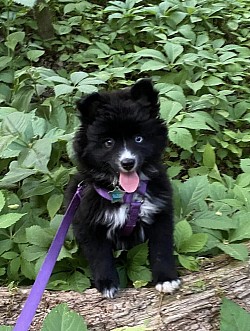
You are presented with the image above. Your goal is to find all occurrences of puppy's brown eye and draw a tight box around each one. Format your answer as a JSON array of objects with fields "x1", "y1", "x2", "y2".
[
  {"x1": 104, "y1": 138, "x2": 115, "y2": 148},
  {"x1": 135, "y1": 136, "x2": 143, "y2": 143}
]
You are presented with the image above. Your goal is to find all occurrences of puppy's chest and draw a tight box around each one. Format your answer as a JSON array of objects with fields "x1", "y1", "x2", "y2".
[{"x1": 103, "y1": 195, "x2": 164, "y2": 231}]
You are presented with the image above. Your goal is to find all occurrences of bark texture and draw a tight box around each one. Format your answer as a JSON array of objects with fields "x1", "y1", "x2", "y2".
[{"x1": 1, "y1": 254, "x2": 250, "y2": 331}]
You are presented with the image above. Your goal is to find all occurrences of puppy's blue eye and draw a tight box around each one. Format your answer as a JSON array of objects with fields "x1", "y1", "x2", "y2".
[
  {"x1": 104, "y1": 138, "x2": 115, "y2": 148},
  {"x1": 135, "y1": 136, "x2": 143, "y2": 143}
]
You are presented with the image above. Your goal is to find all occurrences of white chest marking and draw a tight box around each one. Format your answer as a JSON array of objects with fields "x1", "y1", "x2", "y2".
[
  {"x1": 139, "y1": 197, "x2": 160, "y2": 224},
  {"x1": 103, "y1": 194, "x2": 164, "y2": 240},
  {"x1": 104, "y1": 205, "x2": 129, "y2": 239}
]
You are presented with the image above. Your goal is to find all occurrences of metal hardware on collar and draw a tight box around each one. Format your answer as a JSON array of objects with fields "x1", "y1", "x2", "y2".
[
  {"x1": 108, "y1": 186, "x2": 125, "y2": 203},
  {"x1": 13, "y1": 183, "x2": 85, "y2": 331}
]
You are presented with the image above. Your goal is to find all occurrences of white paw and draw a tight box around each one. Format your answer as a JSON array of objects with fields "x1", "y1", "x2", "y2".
[
  {"x1": 102, "y1": 286, "x2": 118, "y2": 299},
  {"x1": 155, "y1": 279, "x2": 181, "y2": 294}
]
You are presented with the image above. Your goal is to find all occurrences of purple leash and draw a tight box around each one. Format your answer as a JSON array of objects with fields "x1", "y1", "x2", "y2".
[{"x1": 13, "y1": 183, "x2": 84, "y2": 331}]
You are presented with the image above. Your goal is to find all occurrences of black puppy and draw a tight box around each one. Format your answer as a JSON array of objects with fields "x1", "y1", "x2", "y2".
[{"x1": 67, "y1": 79, "x2": 180, "y2": 298}]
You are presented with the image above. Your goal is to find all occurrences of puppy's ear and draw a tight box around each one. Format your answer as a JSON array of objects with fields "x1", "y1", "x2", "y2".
[
  {"x1": 76, "y1": 92, "x2": 101, "y2": 123},
  {"x1": 131, "y1": 78, "x2": 159, "y2": 106}
]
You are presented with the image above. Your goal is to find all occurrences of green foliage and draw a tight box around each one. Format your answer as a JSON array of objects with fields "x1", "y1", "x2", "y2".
[
  {"x1": 0, "y1": 303, "x2": 89, "y2": 330},
  {"x1": 126, "y1": 243, "x2": 152, "y2": 286},
  {"x1": 0, "y1": 0, "x2": 249, "y2": 294},
  {"x1": 174, "y1": 220, "x2": 207, "y2": 271},
  {"x1": 0, "y1": 326, "x2": 13, "y2": 331},
  {"x1": 41, "y1": 303, "x2": 88, "y2": 331},
  {"x1": 220, "y1": 298, "x2": 250, "y2": 331}
]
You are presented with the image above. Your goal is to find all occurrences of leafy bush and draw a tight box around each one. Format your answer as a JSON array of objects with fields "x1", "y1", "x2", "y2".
[{"x1": 0, "y1": 0, "x2": 249, "y2": 290}]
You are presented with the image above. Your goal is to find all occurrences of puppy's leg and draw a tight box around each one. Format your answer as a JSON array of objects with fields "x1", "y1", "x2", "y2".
[
  {"x1": 146, "y1": 213, "x2": 181, "y2": 294},
  {"x1": 78, "y1": 233, "x2": 119, "y2": 299}
]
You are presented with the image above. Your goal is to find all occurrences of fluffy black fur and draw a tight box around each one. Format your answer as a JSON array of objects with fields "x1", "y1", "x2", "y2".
[{"x1": 66, "y1": 79, "x2": 179, "y2": 298}]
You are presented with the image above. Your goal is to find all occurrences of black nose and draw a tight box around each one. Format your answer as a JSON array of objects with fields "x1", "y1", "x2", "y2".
[{"x1": 121, "y1": 158, "x2": 135, "y2": 171}]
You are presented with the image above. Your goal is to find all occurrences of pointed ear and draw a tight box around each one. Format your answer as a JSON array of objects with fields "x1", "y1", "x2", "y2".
[
  {"x1": 76, "y1": 92, "x2": 101, "y2": 123},
  {"x1": 130, "y1": 78, "x2": 159, "y2": 106}
]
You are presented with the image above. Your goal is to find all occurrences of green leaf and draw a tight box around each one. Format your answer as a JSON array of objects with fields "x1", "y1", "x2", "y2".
[
  {"x1": 67, "y1": 271, "x2": 91, "y2": 292},
  {"x1": 176, "y1": 113, "x2": 213, "y2": 130},
  {"x1": 0, "y1": 161, "x2": 37, "y2": 186},
  {"x1": 9, "y1": 256, "x2": 21, "y2": 277},
  {"x1": 21, "y1": 259, "x2": 36, "y2": 280},
  {"x1": 178, "y1": 233, "x2": 208, "y2": 254},
  {"x1": 180, "y1": 176, "x2": 209, "y2": 214},
  {"x1": 41, "y1": 303, "x2": 88, "y2": 331},
  {"x1": 76, "y1": 84, "x2": 98, "y2": 94},
  {"x1": 26, "y1": 50, "x2": 45, "y2": 62},
  {"x1": 11, "y1": 86, "x2": 34, "y2": 111},
  {"x1": 70, "y1": 72, "x2": 88, "y2": 85},
  {"x1": 133, "y1": 280, "x2": 149, "y2": 289},
  {"x1": 0, "y1": 107, "x2": 17, "y2": 118},
  {"x1": 216, "y1": 243, "x2": 248, "y2": 261},
  {"x1": 0, "y1": 135, "x2": 16, "y2": 155},
  {"x1": 127, "y1": 265, "x2": 152, "y2": 283},
  {"x1": 169, "y1": 127, "x2": 194, "y2": 151},
  {"x1": 26, "y1": 226, "x2": 54, "y2": 248},
  {"x1": 22, "y1": 245, "x2": 46, "y2": 262},
  {"x1": 177, "y1": 254, "x2": 199, "y2": 271},
  {"x1": 127, "y1": 242, "x2": 148, "y2": 266},
  {"x1": 19, "y1": 139, "x2": 52, "y2": 173},
  {"x1": 0, "y1": 70, "x2": 14, "y2": 83},
  {"x1": 163, "y1": 42, "x2": 184, "y2": 63},
  {"x1": 1, "y1": 112, "x2": 29, "y2": 136},
  {"x1": 77, "y1": 78, "x2": 104, "y2": 86},
  {"x1": 0, "y1": 326, "x2": 13, "y2": 330},
  {"x1": 167, "y1": 165, "x2": 183, "y2": 179},
  {"x1": 21, "y1": 181, "x2": 55, "y2": 199},
  {"x1": 53, "y1": 24, "x2": 72, "y2": 35},
  {"x1": 47, "y1": 193, "x2": 64, "y2": 219},
  {"x1": 136, "y1": 49, "x2": 167, "y2": 62},
  {"x1": 193, "y1": 218, "x2": 238, "y2": 230},
  {"x1": 160, "y1": 100, "x2": 183, "y2": 123},
  {"x1": 203, "y1": 143, "x2": 216, "y2": 168},
  {"x1": 13, "y1": 0, "x2": 37, "y2": 7},
  {"x1": 5, "y1": 32, "x2": 25, "y2": 51},
  {"x1": 174, "y1": 220, "x2": 193, "y2": 251},
  {"x1": 45, "y1": 76, "x2": 70, "y2": 84},
  {"x1": 186, "y1": 80, "x2": 204, "y2": 94},
  {"x1": 204, "y1": 76, "x2": 224, "y2": 86},
  {"x1": 240, "y1": 159, "x2": 250, "y2": 173},
  {"x1": 0, "y1": 190, "x2": 5, "y2": 213},
  {"x1": 2, "y1": 251, "x2": 19, "y2": 259},
  {"x1": 140, "y1": 60, "x2": 166, "y2": 72},
  {"x1": 54, "y1": 84, "x2": 74, "y2": 97},
  {"x1": 230, "y1": 216, "x2": 250, "y2": 242},
  {"x1": 0, "y1": 213, "x2": 26, "y2": 228},
  {"x1": 0, "y1": 56, "x2": 12, "y2": 69},
  {"x1": 0, "y1": 239, "x2": 13, "y2": 255},
  {"x1": 220, "y1": 298, "x2": 250, "y2": 331}
]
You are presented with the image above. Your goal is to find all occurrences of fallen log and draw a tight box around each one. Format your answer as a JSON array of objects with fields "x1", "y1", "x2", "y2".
[{"x1": 1, "y1": 253, "x2": 249, "y2": 331}]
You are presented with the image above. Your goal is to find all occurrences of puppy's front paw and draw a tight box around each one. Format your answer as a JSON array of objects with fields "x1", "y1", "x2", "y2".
[
  {"x1": 96, "y1": 278, "x2": 119, "y2": 299},
  {"x1": 155, "y1": 279, "x2": 181, "y2": 294},
  {"x1": 102, "y1": 286, "x2": 119, "y2": 299}
]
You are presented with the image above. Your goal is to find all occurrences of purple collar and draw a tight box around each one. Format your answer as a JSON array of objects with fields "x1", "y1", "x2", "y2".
[{"x1": 94, "y1": 180, "x2": 148, "y2": 236}]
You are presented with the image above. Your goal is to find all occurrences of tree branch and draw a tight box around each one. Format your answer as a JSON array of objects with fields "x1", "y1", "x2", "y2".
[{"x1": 1, "y1": 252, "x2": 250, "y2": 330}]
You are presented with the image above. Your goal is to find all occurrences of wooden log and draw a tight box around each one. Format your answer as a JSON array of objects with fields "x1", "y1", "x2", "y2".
[{"x1": 1, "y1": 253, "x2": 249, "y2": 330}]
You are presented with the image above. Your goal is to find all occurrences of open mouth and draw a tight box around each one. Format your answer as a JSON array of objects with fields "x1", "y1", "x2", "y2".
[{"x1": 119, "y1": 170, "x2": 139, "y2": 193}]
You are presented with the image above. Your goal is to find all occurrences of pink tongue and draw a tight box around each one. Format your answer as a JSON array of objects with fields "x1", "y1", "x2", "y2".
[{"x1": 119, "y1": 171, "x2": 139, "y2": 193}]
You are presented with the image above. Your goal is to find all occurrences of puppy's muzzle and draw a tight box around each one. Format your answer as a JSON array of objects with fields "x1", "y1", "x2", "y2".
[{"x1": 120, "y1": 158, "x2": 136, "y2": 171}]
